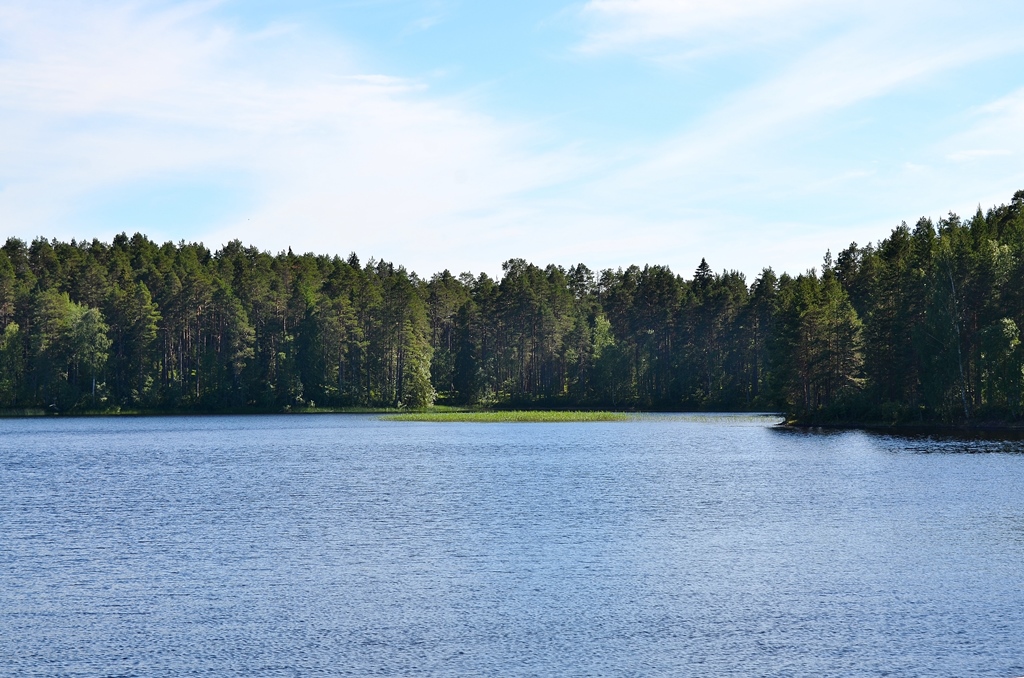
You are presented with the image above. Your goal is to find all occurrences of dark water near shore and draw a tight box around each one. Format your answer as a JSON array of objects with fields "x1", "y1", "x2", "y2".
[{"x1": 1, "y1": 414, "x2": 1023, "y2": 677}]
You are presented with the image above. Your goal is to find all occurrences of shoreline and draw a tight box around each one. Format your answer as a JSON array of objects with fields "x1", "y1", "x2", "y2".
[
  {"x1": 0, "y1": 406, "x2": 779, "y2": 419},
  {"x1": 782, "y1": 419, "x2": 1024, "y2": 436},
  {"x1": 6, "y1": 407, "x2": 1024, "y2": 436}
]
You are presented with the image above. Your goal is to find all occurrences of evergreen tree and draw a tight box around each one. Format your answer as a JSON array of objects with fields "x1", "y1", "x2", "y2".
[{"x1": 1, "y1": 189, "x2": 1022, "y2": 421}]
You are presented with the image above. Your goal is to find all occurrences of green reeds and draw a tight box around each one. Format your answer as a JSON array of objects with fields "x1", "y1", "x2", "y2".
[{"x1": 382, "y1": 410, "x2": 630, "y2": 423}]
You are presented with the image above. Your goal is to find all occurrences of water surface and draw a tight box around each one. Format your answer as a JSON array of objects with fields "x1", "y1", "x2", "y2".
[{"x1": 1, "y1": 414, "x2": 1022, "y2": 676}]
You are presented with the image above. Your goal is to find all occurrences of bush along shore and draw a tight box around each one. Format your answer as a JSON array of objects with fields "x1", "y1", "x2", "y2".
[{"x1": 2, "y1": 190, "x2": 1024, "y2": 426}]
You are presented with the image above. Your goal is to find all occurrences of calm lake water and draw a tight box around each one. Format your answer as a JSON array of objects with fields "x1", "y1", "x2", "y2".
[{"x1": 1, "y1": 414, "x2": 1023, "y2": 677}]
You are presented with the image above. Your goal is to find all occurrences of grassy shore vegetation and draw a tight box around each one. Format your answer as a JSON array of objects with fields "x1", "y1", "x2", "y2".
[
  {"x1": 382, "y1": 410, "x2": 631, "y2": 422},
  {"x1": 3, "y1": 190, "x2": 1024, "y2": 425}
]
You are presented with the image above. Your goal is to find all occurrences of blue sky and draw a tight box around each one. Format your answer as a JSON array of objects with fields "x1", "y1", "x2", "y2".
[{"x1": 2, "y1": 0, "x2": 1024, "y2": 280}]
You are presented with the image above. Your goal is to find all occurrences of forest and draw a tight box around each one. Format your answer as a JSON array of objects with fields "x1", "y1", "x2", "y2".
[{"x1": 2, "y1": 190, "x2": 1023, "y2": 424}]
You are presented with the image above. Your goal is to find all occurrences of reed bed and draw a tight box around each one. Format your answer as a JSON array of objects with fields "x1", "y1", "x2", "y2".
[{"x1": 382, "y1": 410, "x2": 630, "y2": 423}]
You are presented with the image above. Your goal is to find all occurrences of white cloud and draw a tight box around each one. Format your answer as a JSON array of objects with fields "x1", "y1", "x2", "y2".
[
  {"x1": 948, "y1": 88, "x2": 1024, "y2": 158},
  {"x1": 928, "y1": 87, "x2": 1024, "y2": 209},
  {"x1": 572, "y1": 24, "x2": 1016, "y2": 215},
  {"x1": 578, "y1": 0, "x2": 858, "y2": 57},
  {"x1": 0, "y1": 0, "x2": 585, "y2": 273},
  {"x1": 2, "y1": 0, "x2": 1023, "y2": 282},
  {"x1": 947, "y1": 149, "x2": 1013, "y2": 162},
  {"x1": 576, "y1": 0, "x2": 1024, "y2": 166},
  {"x1": 564, "y1": 0, "x2": 1024, "y2": 275}
]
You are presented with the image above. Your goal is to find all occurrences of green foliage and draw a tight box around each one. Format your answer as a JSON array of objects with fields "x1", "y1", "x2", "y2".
[
  {"x1": 0, "y1": 322, "x2": 23, "y2": 406},
  {"x1": 3, "y1": 189, "x2": 1024, "y2": 421}
]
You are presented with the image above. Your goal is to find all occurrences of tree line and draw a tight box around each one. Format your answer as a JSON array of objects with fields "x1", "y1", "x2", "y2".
[{"x1": 2, "y1": 190, "x2": 1023, "y2": 422}]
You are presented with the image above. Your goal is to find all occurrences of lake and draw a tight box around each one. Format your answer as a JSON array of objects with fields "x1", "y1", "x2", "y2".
[{"x1": 1, "y1": 414, "x2": 1023, "y2": 676}]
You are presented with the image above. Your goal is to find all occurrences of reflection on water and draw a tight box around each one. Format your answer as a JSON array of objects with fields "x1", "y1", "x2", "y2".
[
  {"x1": 877, "y1": 434, "x2": 1024, "y2": 455},
  {"x1": 638, "y1": 412, "x2": 787, "y2": 426},
  {"x1": 774, "y1": 422, "x2": 1024, "y2": 453},
  {"x1": 1, "y1": 414, "x2": 1022, "y2": 677}
]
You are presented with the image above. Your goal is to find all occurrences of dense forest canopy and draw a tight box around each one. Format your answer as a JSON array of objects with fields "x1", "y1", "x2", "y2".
[{"x1": 2, "y1": 190, "x2": 1024, "y2": 422}]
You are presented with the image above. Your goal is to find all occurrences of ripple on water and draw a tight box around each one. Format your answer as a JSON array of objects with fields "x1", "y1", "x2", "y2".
[{"x1": 1, "y1": 414, "x2": 1023, "y2": 677}]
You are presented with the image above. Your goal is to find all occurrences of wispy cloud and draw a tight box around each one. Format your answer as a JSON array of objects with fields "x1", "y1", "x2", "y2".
[
  {"x1": 931, "y1": 86, "x2": 1024, "y2": 207},
  {"x1": 402, "y1": 14, "x2": 443, "y2": 36},
  {"x1": 946, "y1": 149, "x2": 1013, "y2": 162},
  {"x1": 562, "y1": 0, "x2": 1024, "y2": 273},
  {"x1": 608, "y1": 26, "x2": 1020, "y2": 181},
  {"x1": 949, "y1": 87, "x2": 1024, "y2": 156},
  {"x1": 578, "y1": 0, "x2": 857, "y2": 58},
  {"x1": 566, "y1": 19, "x2": 1011, "y2": 221},
  {"x1": 2, "y1": 0, "x2": 1023, "y2": 281},
  {"x1": 0, "y1": 0, "x2": 583, "y2": 272}
]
